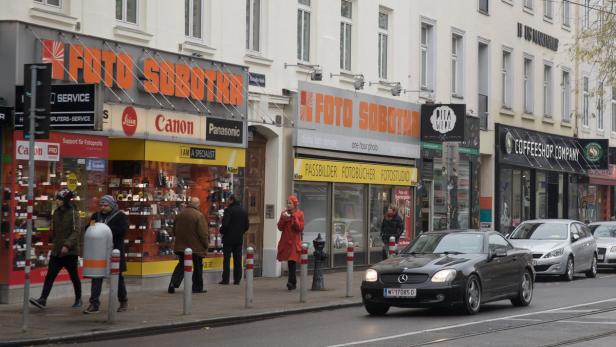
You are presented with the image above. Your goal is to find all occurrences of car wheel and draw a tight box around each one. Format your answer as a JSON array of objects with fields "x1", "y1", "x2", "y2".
[
  {"x1": 511, "y1": 269, "x2": 533, "y2": 307},
  {"x1": 561, "y1": 257, "x2": 574, "y2": 281},
  {"x1": 364, "y1": 303, "x2": 390, "y2": 316},
  {"x1": 462, "y1": 274, "x2": 481, "y2": 315},
  {"x1": 586, "y1": 254, "x2": 598, "y2": 278}
]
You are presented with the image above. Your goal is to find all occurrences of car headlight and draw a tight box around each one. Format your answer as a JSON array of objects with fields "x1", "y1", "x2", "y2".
[
  {"x1": 610, "y1": 246, "x2": 616, "y2": 253},
  {"x1": 544, "y1": 248, "x2": 565, "y2": 258},
  {"x1": 431, "y1": 269, "x2": 457, "y2": 283},
  {"x1": 364, "y1": 269, "x2": 378, "y2": 282}
]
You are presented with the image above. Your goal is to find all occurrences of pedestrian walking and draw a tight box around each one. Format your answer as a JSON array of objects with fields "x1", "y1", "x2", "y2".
[
  {"x1": 29, "y1": 189, "x2": 82, "y2": 309},
  {"x1": 276, "y1": 195, "x2": 304, "y2": 290},
  {"x1": 219, "y1": 195, "x2": 249, "y2": 285},
  {"x1": 380, "y1": 204, "x2": 403, "y2": 259},
  {"x1": 168, "y1": 197, "x2": 209, "y2": 294},
  {"x1": 83, "y1": 195, "x2": 129, "y2": 314}
]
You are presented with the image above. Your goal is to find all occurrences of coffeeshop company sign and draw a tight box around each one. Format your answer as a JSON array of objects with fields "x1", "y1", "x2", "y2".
[{"x1": 420, "y1": 104, "x2": 466, "y2": 142}]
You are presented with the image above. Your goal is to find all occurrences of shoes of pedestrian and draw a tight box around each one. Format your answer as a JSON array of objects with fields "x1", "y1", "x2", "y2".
[
  {"x1": 192, "y1": 289, "x2": 207, "y2": 294},
  {"x1": 286, "y1": 282, "x2": 296, "y2": 291},
  {"x1": 83, "y1": 304, "x2": 100, "y2": 314},
  {"x1": 167, "y1": 285, "x2": 175, "y2": 294},
  {"x1": 117, "y1": 301, "x2": 128, "y2": 312},
  {"x1": 72, "y1": 298, "x2": 82, "y2": 308},
  {"x1": 29, "y1": 297, "x2": 46, "y2": 309},
  {"x1": 218, "y1": 280, "x2": 229, "y2": 285},
  {"x1": 233, "y1": 281, "x2": 240, "y2": 285}
]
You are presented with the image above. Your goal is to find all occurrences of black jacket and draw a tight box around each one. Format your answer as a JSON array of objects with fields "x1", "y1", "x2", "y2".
[
  {"x1": 381, "y1": 214, "x2": 404, "y2": 243},
  {"x1": 91, "y1": 210, "x2": 129, "y2": 272},
  {"x1": 220, "y1": 201, "x2": 249, "y2": 245}
]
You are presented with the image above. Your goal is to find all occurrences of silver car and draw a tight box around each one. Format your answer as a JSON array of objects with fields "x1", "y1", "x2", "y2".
[
  {"x1": 507, "y1": 220, "x2": 597, "y2": 281},
  {"x1": 589, "y1": 222, "x2": 616, "y2": 269}
]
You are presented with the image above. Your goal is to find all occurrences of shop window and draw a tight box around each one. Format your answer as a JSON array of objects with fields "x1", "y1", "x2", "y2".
[
  {"x1": 369, "y1": 186, "x2": 391, "y2": 262},
  {"x1": 499, "y1": 168, "x2": 513, "y2": 235},
  {"x1": 295, "y1": 181, "x2": 329, "y2": 267},
  {"x1": 433, "y1": 160, "x2": 448, "y2": 231},
  {"x1": 568, "y1": 176, "x2": 579, "y2": 220},
  {"x1": 456, "y1": 162, "x2": 470, "y2": 229},
  {"x1": 536, "y1": 172, "x2": 547, "y2": 219},
  {"x1": 333, "y1": 184, "x2": 365, "y2": 267}
]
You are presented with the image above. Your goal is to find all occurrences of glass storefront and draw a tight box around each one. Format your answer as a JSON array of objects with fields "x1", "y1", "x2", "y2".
[
  {"x1": 499, "y1": 168, "x2": 531, "y2": 236},
  {"x1": 333, "y1": 184, "x2": 365, "y2": 267},
  {"x1": 432, "y1": 158, "x2": 471, "y2": 231}
]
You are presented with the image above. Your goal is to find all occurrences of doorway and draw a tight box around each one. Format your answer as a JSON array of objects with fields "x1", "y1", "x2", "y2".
[{"x1": 245, "y1": 131, "x2": 266, "y2": 276}]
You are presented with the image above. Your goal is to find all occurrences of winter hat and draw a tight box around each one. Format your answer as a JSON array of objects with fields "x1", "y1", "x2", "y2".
[
  {"x1": 100, "y1": 195, "x2": 118, "y2": 211},
  {"x1": 56, "y1": 189, "x2": 74, "y2": 203},
  {"x1": 287, "y1": 195, "x2": 299, "y2": 207}
]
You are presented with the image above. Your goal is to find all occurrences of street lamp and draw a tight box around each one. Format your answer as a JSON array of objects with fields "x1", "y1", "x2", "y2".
[{"x1": 284, "y1": 63, "x2": 322, "y2": 81}]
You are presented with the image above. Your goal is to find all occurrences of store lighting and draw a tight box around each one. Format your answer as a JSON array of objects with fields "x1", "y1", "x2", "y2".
[{"x1": 284, "y1": 63, "x2": 322, "y2": 81}]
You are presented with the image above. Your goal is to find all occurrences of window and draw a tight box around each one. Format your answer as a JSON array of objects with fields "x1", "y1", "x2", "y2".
[
  {"x1": 611, "y1": 86, "x2": 616, "y2": 132},
  {"x1": 502, "y1": 50, "x2": 512, "y2": 108},
  {"x1": 246, "y1": 0, "x2": 261, "y2": 52},
  {"x1": 562, "y1": 0, "x2": 571, "y2": 27},
  {"x1": 524, "y1": 0, "x2": 533, "y2": 10},
  {"x1": 185, "y1": 0, "x2": 203, "y2": 39},
  {"x1": 583, "y1": 0, "x2": 590, "y2": 29},
  {"x1": 34, "y1": 0, "x2": 61, "y2": 7},
  {"x1": 561, "y1": 70, "x2": 571, "y2": 122},
  {"x1": 451, "y1": 34, "x2": 464, "y2": 97},
  {"x1": 297, "y1": 0, "x2": 311, "y2": 62},
  {"x1": 340, "y1": 0, "x2": 352, "y2": 71},
  {"x1": 421, "y1": 22, "x2": 434, "y2": 90},
  {"x1": 543, "y1": 64, "x2": 553, "y2": 117},
  {"x1": 524, "y1": 57, "x2": 533, "y2": 113},
  {"x1": 544, "y1": 0, "x2": 553, "y2": 19},
  {"x1": 116, "y1": 0, "x2": 138, "y2": 24},
  {"x1": 378, "y1": 10, "x2": 389, "y2": 80},
  {"x1": 598, "y1": 82, "x2": 604, "y2": 130},
  {"x1": 479, "y1": 0, "x2": 489, "y2": 14},
  {"x1": 583, "y1": 76, "x2": 590, "y2": 127}
]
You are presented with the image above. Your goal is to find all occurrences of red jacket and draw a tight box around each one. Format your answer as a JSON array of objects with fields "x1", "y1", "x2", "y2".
[{"x1": 276, "y1": 210, "x2": 305, "y2": 262}]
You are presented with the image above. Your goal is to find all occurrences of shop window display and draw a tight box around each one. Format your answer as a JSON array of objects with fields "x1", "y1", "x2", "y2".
[
  {"x1": 369, "y1": 186, "x2": 391, "y2": 262},
  {"x1": 500, "y1": 168, "x2": 513, "y2": 235},
  {"x1": 295, "y1": 182, "x2": 329, "y2": 269},
  {"x1": 333, "y1": 184, "x2": 365, "y2": 267}
]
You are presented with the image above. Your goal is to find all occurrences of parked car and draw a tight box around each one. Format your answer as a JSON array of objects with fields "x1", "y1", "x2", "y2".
[
  {"x1": 507, "y1": 219, "x2": 597, "y2": 281},
  {"x1": 589, "y1": 221, "x2": 616, "y2": 269},
  {"x1": 361, "y1": 230, "x2": 535, "y2": 316}
]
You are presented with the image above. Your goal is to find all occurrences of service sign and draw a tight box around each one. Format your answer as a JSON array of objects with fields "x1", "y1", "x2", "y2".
[
  {"x1": 294, "y1": 81, "x2": 421, "y2": 158},
  {"x1": 0, "y1": 106, "x2": 12, "y2": 126},
  {"x1": 420, "y1": 104, "x2": 466, "y2": 142}
]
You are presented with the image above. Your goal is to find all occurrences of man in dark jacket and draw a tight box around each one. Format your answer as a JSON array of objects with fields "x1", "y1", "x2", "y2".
[
  {"x1": 84, "y1": 195, "x2": 129, "y2": 314},
  {"x1": 219, "y1": 195, "x2": 249, "y2": 285},
  {"x1": 380, "y1": 205, "x2": 404, "y2": 259},
  {"x1": 29, "y1": 189, "x2": 82, "y2": 309},
  {"x1": 168, "y1": 197, "x2": 209, "y2": 293}
]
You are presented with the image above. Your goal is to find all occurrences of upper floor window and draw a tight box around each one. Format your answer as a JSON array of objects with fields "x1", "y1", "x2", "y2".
[
  {"x1": 116, "y1": 0, "x2": 138, "y2": 24},
  {"x1": 524, "y1": 0, "x2": 533, "y2": 10},
  {"x1": 479, "y1": 0, "x2": 489, "y2": 14},
  {"x1": 561, "y1": 70, "x2": 571, "y2": 122},
  {"x1": 544, "y1": 0, "x2": 553, "y2": 19},
  {"x1": 598, "y1": 82, "x2": 604, "y2": 130},
  {"x1": 583, "y1": 0, "x2": 590, "y2": 29},
  {"x1": 583, "y1": 76, "x2": 590, "y2": 127},
  {"x1": 562, "y1": 0, "x2": 571, "y2": 27},
  {"x1": 297, "y1": 0, "x2": 311, "y2": 62},
  {"x1": 378, "y1": 10, "x2": 389, "y2": 80},
  {"x1": 34, "y1": 0, "x2": 61, "y2": 7},
  {"x1": 611, "y1": 86, "x2": 616, "y2": 132},
  {"x1": 451, "y1": 34, "x2": 464, "y2": 97},
  {"x1": 246, "y1": 0, "x2": 261, "y2": 52},
  {"x1": 524, "y1": 57, "x2": 534, "y2": 113},
  {"x1": 543, "y1": 64, "x2": 553, "y2": 117},
  {"x1": 340, "y1": 0, "x2": 353, "y2": 71},
  {"x1": 185, "y1": 0, "x2": 203, "y2": 39},
  {"x1": 502, "y1": 50, "x2": 512, "y2": 109},
  {"x1": 421, "y1": 22, "x2": 435, "y2": 91}
]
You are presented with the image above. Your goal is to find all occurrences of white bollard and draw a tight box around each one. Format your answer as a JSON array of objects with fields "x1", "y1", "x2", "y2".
[
  {"x1": 183, "y1": 248, "x2": 193, "y2": 315},
  {"x1": 108, "y1": 249, "x2": 120, "y2": 323},
  {"x1": 346, "y1": 242, "x2": 354, "y2": 298},
  {"x1": 388, "y1": 236, "x2": 396, "y2": 258},
  {"x1": 245, "y1": 247, "x2": 254, "y2": 308},
  {"x1": 300, "y1": 243, "x2": 308, "y2": 303}
]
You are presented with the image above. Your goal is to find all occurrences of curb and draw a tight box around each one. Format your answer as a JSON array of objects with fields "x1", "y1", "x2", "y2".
[{"x1": 0, "y1": 300, "x2": 364, "y2": 346}]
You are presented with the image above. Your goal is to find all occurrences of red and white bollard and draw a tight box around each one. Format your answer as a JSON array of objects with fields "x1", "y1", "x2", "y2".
[
  {"x1": 346, "y1": 242, "x2": 354, "y2": 298},
  {"x1": 388, "y1": 236, "x2": 397, "y2": 258},
  {"x1": 300, "y1": 243, "x2": 308, "y2": 303},
  {"x1": 245, "y1": 247, "x2": 254, "y2": 308},
  {"x1": 183, "y1": 248, "x2": 193, "y2": 315},
  {"x1": 108, "y1": 249, "x2": 120, "y2": 323}
]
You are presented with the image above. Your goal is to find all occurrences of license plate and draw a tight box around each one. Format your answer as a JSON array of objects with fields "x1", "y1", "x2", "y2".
[
  {"x1": 532, "y1": 260, "x2": 538, "y2": 266},
  {"x1": 383, "y1": 288, "x2": 416, "y2": 298},
  {"x1": 598, "y1": 254, "x2": 605, "y2": 261}
]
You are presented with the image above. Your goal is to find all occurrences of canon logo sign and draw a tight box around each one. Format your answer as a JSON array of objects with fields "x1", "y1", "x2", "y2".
[{"x1": 155, "y1": 114, "x2": 194, "y2": 135}]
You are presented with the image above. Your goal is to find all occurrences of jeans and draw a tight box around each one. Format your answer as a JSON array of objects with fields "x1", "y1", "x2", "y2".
[
  {"x1": 170, "y1": 252, "x2": 204, "y2": 292},
  {"x1": 89, "y1": 274, "x2": 127, "y2": 308},
  {"x1": 40, "y1": 255, "x2": 81, "y2": 301},
  {"x1": 222, "y1": 243, "x2": 243, "y2": 284},
  {"x1": 287, "y1": 260, "x2": 297, "y2": 286}
]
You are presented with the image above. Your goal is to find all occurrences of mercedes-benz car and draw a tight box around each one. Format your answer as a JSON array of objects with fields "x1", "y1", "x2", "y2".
[
  {"x1": 360, "y1": 230, "x2": 534, "y2": 316},
  {"x1": 507, "y1": 220, "x2": 597, "y2": 281},
  {"x1": 589, "y1": 221, "x2": 616, "y2": 269}
]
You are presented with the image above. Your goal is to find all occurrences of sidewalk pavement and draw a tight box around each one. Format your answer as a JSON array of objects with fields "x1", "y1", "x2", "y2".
[{"x1": 0, "y1": 270, "x2": 365, "y2": 346}]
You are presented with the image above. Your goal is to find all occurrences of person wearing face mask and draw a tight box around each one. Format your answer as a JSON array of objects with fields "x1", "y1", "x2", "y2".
[
  {"x1": 29, "y1": 189, "x2": 82, "y2": 309},
  {"x1": 83, "y1": 195, "x2": 128, "y2": 314},
  {"x1": 380, "y1": 204, "x2": 404, "y2": 259},
  {"x1": 276, "y1": 195, "x2": 305, "y2": 290}
]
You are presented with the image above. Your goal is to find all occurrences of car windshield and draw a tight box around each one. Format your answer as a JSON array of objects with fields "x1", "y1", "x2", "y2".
[
  {"x1": 402, "y1": 233, "x2": 484, "y2": 255},
  {"x1": 590, "y1": 225, "x2": 616, "y2": 238},
  {"x1": 509, "y1": 223, "x2": 568, "y2": 240}
]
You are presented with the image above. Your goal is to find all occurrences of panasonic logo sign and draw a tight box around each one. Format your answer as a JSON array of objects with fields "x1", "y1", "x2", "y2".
[{"x1": 208, "y1": 123, "x2": 241, "y2": 137}]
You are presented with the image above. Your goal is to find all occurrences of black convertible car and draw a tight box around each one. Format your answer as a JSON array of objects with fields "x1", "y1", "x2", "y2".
[{"x1": 361, "y1": 230, "x2": 535, "y2": 315}]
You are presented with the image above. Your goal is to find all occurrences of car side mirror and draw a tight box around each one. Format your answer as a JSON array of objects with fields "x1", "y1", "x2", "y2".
[
  {"x1": 489, "y1": 248, "x2": 507, "y2": 260},
  {"x1": 572, "y1": 234, "x2": 580, "y2": 242}
]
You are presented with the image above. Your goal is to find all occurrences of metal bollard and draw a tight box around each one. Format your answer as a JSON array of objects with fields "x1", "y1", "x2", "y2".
[
  {"x1": 300, "y1": 243, "x2": 308, "y2": 303},
  {"x1": 245, "y1": 247, "x2": 254, "y2": 308},
  {"x1": 108, "y1": 249, "x2": 120, "y2": 323},
  {"x1": 388, "y1": 236, "x2": 396, "y2": 258},
  {"x1": 346, "y1": 242, "x2": 354, "y2": 298},
  {"x1": 183, "y1": 248, "x2": 193, "y2": 315}
]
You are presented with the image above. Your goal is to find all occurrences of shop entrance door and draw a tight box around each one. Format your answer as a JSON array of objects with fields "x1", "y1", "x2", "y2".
[
  {"x1": 245, "y1": 132, "x2": 266, "y2": 276},
  {"x1": 546, "y1": 173, "x2": 562, "y2": 219}
]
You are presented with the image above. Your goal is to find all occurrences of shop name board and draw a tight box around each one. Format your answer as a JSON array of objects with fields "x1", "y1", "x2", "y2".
[
  {"x1": 295, "y1": 81, "x2": 421, "y2": 158},
  {"x1": 15, "y1": 140, "x2": 60, "y2": 161},
  {"x1": 420, "y1": 104, "x2": 466, "y2": 142},
  {"x1": 293, "y1": 158, "x2": 418, "y2": 186},
  {"x1": 206, "y1": 118, "x2": 243, "y2": 144},
  {"x1": 248, "y1": 72, "x2": 266, "y2": 87},
  {"x1": 507, "y1": 136, "x2": 579, "y2": 161},
  {"x1": 41, "y1": 39, "x2": 244, "y2": 107},
  {"x1": 517, "y1": 23, "x2": 559, "y2": 51}
]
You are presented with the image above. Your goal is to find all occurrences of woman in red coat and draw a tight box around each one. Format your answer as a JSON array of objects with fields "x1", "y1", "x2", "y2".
[{"x1": 277, "y1": 195, "x2": 305, "y2": 290}]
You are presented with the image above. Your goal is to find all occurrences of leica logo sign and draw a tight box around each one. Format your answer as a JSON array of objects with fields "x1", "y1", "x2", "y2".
[{"x1": 122, "y1": 106, "x2": 138, "y2": 136}]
